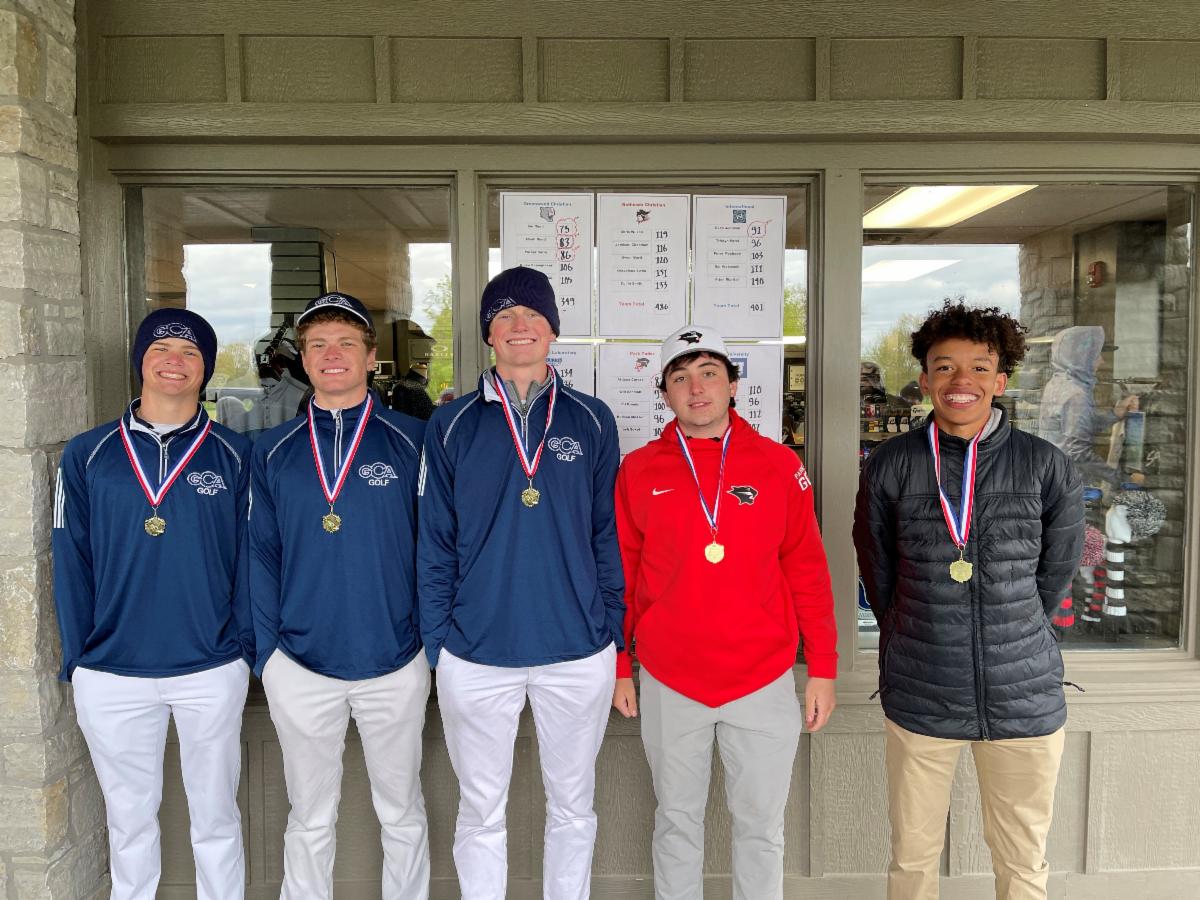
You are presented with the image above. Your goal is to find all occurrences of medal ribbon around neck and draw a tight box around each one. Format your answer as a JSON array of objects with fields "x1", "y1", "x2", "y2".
[
  {"x1": 927, "y1": 422, "x2": 983, "y2": 563},
  {"x1": 491, "y1": 367, "x2": 557, "y2": 501},
  {"x1": 308, "y1": 395, "x2": 373, "y2": 523},
  {"x1": 119, "y1": 412, "x2": 211, "y2": 524},
  {"x1": 675, "y1": 424, "x2": 732, "y2": 546}
]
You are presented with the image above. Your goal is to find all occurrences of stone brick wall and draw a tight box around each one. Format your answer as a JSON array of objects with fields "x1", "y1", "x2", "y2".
[
  {"x1": 1018, "y1": 197, "x2": 1193, "y2": 648},
  {"x1": 0, "y1": 1, "x2": 108, "y2": 896},
  {"x1": 1017, "y1": 227, "x2": 1076, "y2": 390}
]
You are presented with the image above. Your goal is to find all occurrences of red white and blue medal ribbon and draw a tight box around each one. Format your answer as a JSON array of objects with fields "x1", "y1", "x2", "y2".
[
  {"x1": 675, "y1": 425, "x2": 732, "y2": 564},
  {"x1": 492, "y1": 367, "x2": 557, "y2": 508},
  {"x1": 119, "y1": 411, "x2": 211, "y2": 536},
  {"x1": 308, "y1": 395, "x2": 372, "y2": 533},
  {"x1": 927, "y1": 423, "x2": 982, "y2": 582}
]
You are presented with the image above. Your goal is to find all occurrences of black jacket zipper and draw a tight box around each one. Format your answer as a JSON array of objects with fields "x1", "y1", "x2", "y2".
[{"x1": 970, "y1": 543, "x2": 990, "y2": 740}]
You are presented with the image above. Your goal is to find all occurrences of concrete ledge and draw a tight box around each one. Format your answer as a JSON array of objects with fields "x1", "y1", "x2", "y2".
[{"x1": 157, "y1": 869, "x2": 1200, "y2": 899}]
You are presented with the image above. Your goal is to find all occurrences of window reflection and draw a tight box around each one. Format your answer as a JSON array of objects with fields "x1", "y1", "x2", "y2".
[
  {"x1": 486, "y1": 185, "x2": 808, "y2": 448},
  {"x1": 860, "y1": 183, "x2": 1192, "y2": 650},
  {"x1": 139, "y1": 187, "x2": 453, "y2": 438}
]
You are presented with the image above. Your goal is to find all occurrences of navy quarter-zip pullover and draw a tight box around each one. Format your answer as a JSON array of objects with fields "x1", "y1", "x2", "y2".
[
  {"x1": 417, "y1": 369, "x2": 625, "y2": 668},
  {"x1": 249, "y1": 396, "x2": 426, "y2": 679},
  {"x1": 52, "y1": 402, "x2": 254, "y2": 681}
]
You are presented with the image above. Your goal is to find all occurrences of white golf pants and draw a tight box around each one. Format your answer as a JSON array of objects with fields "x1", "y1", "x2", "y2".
[
  {"x1": 436, "y1": 643, "x2": 616, "y2": 900},
  {"x1": 261, "y1": 649, "x2": 431, "y2": 900},
  {"x1": 73, "y1": 658, "x2": 250, "y2": 900}
]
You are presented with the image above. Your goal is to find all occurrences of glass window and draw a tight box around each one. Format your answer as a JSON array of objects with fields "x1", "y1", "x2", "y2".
[
  {"x1": 136, "y1": 186, "x2": 454, "y2": 438},
  {"x1": 859, "y1": 182, "x2": 1193, "y2": 650},
  {"x1": 484, "y1": 183, "x2": 812, "y2": 663},
  {"x1": 484, "y1": 184, "x2": 808, "y2": 449}
]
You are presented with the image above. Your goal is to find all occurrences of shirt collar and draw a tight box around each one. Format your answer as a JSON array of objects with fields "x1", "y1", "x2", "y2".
[
  {"x1": 125, "y1": 399, "x2": 205, "y2": 438},
  {"x1": 310, "y1": 392, "x2": 372, "y2": 419},
  {"x1": 480, "y1": 367, "x2": 556, "y2": 405},
  {"x1": 935, "y1": 405, "x2": 1006, "y2": 446},
  {"x1": 979, "y1": 406, "x2": 1003, "y2": 441}
]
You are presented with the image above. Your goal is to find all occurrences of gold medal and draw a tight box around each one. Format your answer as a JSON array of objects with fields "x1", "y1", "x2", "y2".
[
  {"x1": 929, "y1": 425, "x2": 982, "y2": 588},
  {"x1": 949, "y1": 558, "x2": 973, "y2": 583},
  {"x1": 120, "y1": 411, "x2": 210, "y2": 542},
  {"x1": 309, "y1": 397, "x2": 372, "y2": 538},
  {"x1": 675, "y1": 426, "x2": 734, "y2": 572},
  {"x1": 493, "y1": 371, "x2": 558, "y2": 513}
]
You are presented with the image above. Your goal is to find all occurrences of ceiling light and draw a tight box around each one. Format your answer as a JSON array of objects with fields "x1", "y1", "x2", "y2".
[
  {"x1": 863, "y1": 185, "x2": 1037, "y2": 229},
  {"x1": 862, "y1": 259, "x2": 959, "y2": 283}
]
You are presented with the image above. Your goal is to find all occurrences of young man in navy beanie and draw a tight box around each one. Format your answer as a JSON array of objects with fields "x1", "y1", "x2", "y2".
[
  {"x1": 54, "y1": 307, "x2": 254, "y2": 899},
  {"x1": 476, "y1": 263, "x2": 562, "y2": 338},
  {"x1": 419, "y1": 266, "x2": 623, "y2": 900},
  {"x1": 249, "y1": 291, "x2": 431, "y2": 899}
]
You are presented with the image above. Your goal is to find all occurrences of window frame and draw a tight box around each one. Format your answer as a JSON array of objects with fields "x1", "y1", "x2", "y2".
[
  {"x1": 94, "y1": 142, "x2": 1200, "y2": 689},
  {"x1": 851, "y1": 171, "x2": 1200, "y2": 675}
]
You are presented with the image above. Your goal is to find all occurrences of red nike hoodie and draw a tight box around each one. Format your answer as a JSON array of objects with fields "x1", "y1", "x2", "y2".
[{"x1": 615, "y1": 411, "x2": 838, "y2": 706}]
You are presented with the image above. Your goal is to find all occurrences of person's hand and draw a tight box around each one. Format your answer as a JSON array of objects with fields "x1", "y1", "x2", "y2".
[
  {"x1": 805, "y1": 677, "x2": 837, "y2": 732},
  {"x1": 613, "y1": 677, "x2": 638, "y2": 718},
  {"x1": 1115, "y1": 394, "x2": 1140, "y2": 418}
]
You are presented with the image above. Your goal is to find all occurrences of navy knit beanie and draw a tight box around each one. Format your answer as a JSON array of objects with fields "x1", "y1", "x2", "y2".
[
  {"x1": 131, "y1": 308, "x2": 219, "y2": 389},
  {"x1": 479, "y1": 266, "x2": 560, "y2": 343}
]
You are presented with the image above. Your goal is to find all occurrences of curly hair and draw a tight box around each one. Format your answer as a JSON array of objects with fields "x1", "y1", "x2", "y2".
[{"x1": 910, "y1": 299, "x2": 1027, "y2": 375}]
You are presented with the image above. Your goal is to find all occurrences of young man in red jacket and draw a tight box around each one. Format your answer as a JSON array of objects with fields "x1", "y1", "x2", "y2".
[{"x1": 612, "y1": 325, "x2": 838, "y2": 900}]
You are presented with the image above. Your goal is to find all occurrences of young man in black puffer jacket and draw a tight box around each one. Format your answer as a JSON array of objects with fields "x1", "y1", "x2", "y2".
[{"x1": 854, "y1": 300, "x2": 1084, "y2": 900}]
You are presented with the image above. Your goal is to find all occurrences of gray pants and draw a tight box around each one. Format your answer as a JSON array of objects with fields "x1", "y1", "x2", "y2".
[{"x1": 639, "y1": 667, "x2": 803, "y2": 900}]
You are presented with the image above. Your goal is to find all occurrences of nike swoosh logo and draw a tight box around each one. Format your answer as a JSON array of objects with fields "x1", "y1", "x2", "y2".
[{"x1": 652, "y1": 488, "x2": 673, "y2": 496}]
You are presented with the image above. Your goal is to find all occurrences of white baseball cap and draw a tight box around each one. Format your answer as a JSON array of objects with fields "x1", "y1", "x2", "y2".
[{"x1": 659, "y1": 324, "x2": 730, "y2": 374}]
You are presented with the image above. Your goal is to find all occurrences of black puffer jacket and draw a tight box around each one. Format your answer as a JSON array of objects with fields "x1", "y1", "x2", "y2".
[{"x1": 853, "y1": 408, "x2": 1083, "y2": 740}]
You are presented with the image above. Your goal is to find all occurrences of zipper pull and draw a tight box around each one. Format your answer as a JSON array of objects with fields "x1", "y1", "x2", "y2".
[
  {"x1": 868, "y1": 688, "x2": 881, "y2": 701},
  {"x1": 1062, "y1": 680, "x2": 1086, "y2": 693}
]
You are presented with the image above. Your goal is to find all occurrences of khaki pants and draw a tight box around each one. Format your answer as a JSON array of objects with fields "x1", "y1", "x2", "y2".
[{"x1": 885, "y1": 719, "x2": 1065, "y2": 900}]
